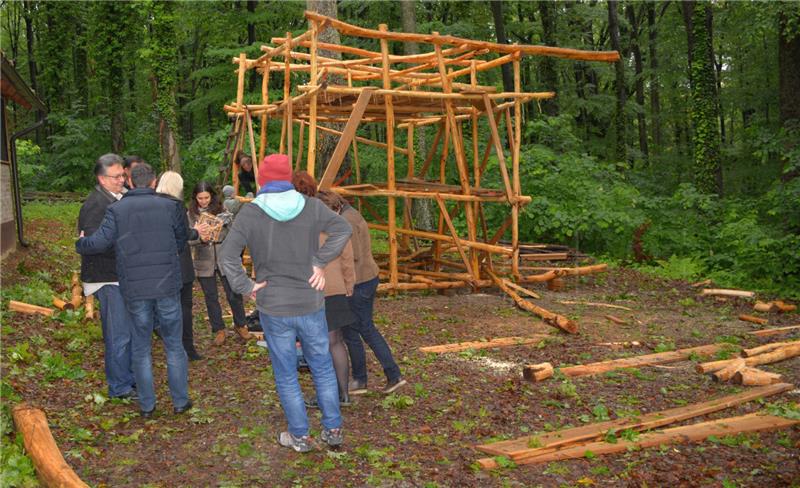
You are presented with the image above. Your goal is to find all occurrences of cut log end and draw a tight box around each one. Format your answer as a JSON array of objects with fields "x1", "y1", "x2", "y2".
[
  {"x1": 546, "y1": 278, "x2": 565, "y2": 292},
  {"x1": 712, "y1": 358, "x2": 746, "y2": 382},
  {"x1": 52, "y1": 297, "x2": 74, "y2": 311},
  {"x1": 523, "y1": 362, "x2": 554, "y2": 382},
  {"x1": 476, "y1": 457, "x2": 499, "y2": 470},
  {"x1": 733, "y1": 367, "x2": 782, "y2": 386}
]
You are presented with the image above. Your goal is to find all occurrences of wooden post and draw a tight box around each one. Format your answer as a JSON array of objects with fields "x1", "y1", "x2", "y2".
[
  {"x1": 281, "y1": 32, "x2": 292, "y2": 155},
  {"x1": 70, "y1": 272, "x2": 82, "y2": 308},
  {"x1": 433, "y1": 117, "x2": 450, "y2": 273},
  {"x1": 294, "y1": 120, "x2": 305, "y2": 171},
  {"x1": 307, "y1": 23, "x2": 319, "y2": 177},
  {"x1": 401, "y1": 123, "x2": 415, "y2": 249},
  {"x1": 380, "y1": 24, "x2": 398, "y2": 289},
  {"x1": 236, "y1": 53, "x2": 247, "y2": 108},
  {"x1": 259, "y1": 61, "x2": 269, "y2": 163},
  {"x1": 246, "y1": 111, "x2": 260, "y2": 191},
  {"x1": 511, "y1": 53, "x2": 522, "y2": 279}
]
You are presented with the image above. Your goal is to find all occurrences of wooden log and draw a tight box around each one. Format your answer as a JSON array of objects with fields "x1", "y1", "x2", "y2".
[
  {"x1": 733, "y1": 367, "x2": 783, "y2": 386},
  {"x1": 712, "y1": 358, "x2": 746, "y2": 382},
  {"x1": 501, "y1": 279, "x2": 541, "y2": 299},
  {"x1": 52, "y1": 297, "x2": 73, "y2": 311},
  {"x1": 70, "y1": 272, "x2": 82, "y2": 308},
  {"x1": 519, "y1": 264, "x2": 609, "y2": 283},
  {"x1": 475, "y1": 383, "x2": 793, "y2": 459},
  {"x1": 742, "y1": 340, "x2": 799, "y2": 357},
  {"x1": 739, "y1": 314, "x2": 768, "y2": 325},
  {"x1": 605, "y1": 314, "x2": 628, "y2": 325},
  {"x1": 562, "y1": 343, "x2": 727, "y2": 378},
  {"x1": 754, "y1": 301, "x2": 779, "y2": 313},
  {"x1": 700, "y1": 288, "x2": 755, "y2": 298},
  {"x1": 84, "y1": 295, "x2": 95, "y2": 321},
  {"x1": 522, "y1": 362, "x2": 554, "y2": 382},
  {"x1": 696, "y1": 343, "x2": 800, "y2": 373},
  {"x1": 546, "y1": 277, "x2": 564, "y2": 291},
  {"x1": 420, "y1": 335, "x2": 548, "y2": 354},
  {"x1": 774, "y1": 300, "x2": 797, "y2": 312},
  {"x1": 498, "y1": 412, "x2": 798, "y2": 467},
  {"x1": 12, "y1": 404, "x2": 90, "y2": 488},
  {"x1": 488, "y1": 271, "x2": 578, "y2": 334},
  {"x1": 8, "y1": 300, "x2": 55, "y2": 317},
  {"x1": 749, "y1": 325, "x2": 800, "y2": 337}
]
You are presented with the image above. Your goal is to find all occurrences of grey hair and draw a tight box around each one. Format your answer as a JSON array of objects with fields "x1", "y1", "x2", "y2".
[
  {"x1": 131, "y1": 163, "x2": 156, "y2": 188},
  {"x1": 94, "y1": 153, "x2": 124, "y2": 176}
]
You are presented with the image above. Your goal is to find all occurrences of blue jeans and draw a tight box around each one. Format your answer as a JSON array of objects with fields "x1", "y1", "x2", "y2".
[
  {"x1": 127, "y1": 294, "x2": 189, "y2": 412},
  {"x1": 95, "y1": 285, "x2": 135, "y2": 397},
  {"x1": 343, "y1": 277, "x2": 401, "y2": 385},
  {"x1": 260, "y1": 309, "x2": 342, "y2": 437}
]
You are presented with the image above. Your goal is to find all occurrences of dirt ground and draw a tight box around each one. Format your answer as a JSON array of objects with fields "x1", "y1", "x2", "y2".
[{"x1": 1, "y1": 205, "x2": 798, "y2": 487}]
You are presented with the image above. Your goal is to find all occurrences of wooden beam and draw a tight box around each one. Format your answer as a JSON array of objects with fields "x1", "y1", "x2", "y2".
[
  {"x1": 318, "y1": 87, "x2": 377, "y2": 190},
  {"x1": 420, "y1": 335, "x2": 549, "y2": 354},
  {"x1": 560, "y1": 343, "x2": 728, "y2": 377}
]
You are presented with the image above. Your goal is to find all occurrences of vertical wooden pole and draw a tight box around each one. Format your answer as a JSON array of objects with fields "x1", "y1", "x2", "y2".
[
  {"x1": 380, "y1": 24, "x2": 398, "y2": 289},
  {"x1": 232, "y1": 116, "x2": 243, "y2": 194},
  {"x1": 512, "y1": 53, "x2": 522, "y2": 279},
  {"x1": 294, "y1": 120, "x2": 305, "y2": 171},
  {"x1": 246, "y1": 111, "x2": 260, "y2": 191},
  {"x1": 236, "y1": 53, "x2": 247, "y2": 108},
  {"x1": 434, "y1": 41, "x2": 479, "y2": 281},
  {"x1": 307, "y1": 22, "x2": 319, "y2": 178},
  {"x1": 433, "y1": 118, "x2": 450, "y2": 273},
  {"x1": 401, "y1": 123, "x2": 415, "y2": 249},
  {"x1": 280, "y1": 32, "x2": 292, "y2": 155},
  {"x1": 470, "y1": 59, "x2": 488, "y2": 273},
  {"x1": 259, "y1": 61, "x2": 269, "y2": 163},
  {"x1": 234, "y1": 53, "x2": 247, "y2": 195}
]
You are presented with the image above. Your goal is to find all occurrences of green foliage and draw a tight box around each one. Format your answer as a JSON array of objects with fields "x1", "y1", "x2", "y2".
[
  {"x1": 1, "y1": 383, "x2": 38, "y2": 488},
  {"x1": 3, "y1": 276, "x2": 54, "y2": 308},
  {"x1": 381, "y1": 394, "x2": 414, "y2": 410}
]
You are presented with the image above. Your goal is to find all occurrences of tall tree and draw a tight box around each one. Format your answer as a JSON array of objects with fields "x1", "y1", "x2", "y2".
[
  {"x1": 148, "y1": 1, "x2": 182, "y2": 172},
  {"x1": 684, "y1": 1, "x2": 722, "y2": 194},
  {"x1": 626, "y1": 4, "x2": 648, "y2": 159},
  {"x1": 607, "y1": 0, "x2": 627, "y2": 162},
  {"x1": 490, "y1": 1, "x2": 514, "y2": 93},
  {"x1": 537, "y1": 1, "x2": 559, "y2": 116},
  {"x1": 247, "y1": 0, "x2": 259, "y2": 92},
  {"x1": 647, "y1": 2, "x2": 662, "y2": 151},
  {"x1": 778, "y1": 7, "x2": 800, "y2": 181}
]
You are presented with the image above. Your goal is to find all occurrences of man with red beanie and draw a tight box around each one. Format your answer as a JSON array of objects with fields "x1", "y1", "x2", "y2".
[{"x1": 220, "y1": 154, "x2": 352, "y2": 452}]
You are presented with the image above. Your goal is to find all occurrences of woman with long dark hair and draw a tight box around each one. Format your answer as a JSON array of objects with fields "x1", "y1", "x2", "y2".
[{"x1": 188, "y1": 181, "x2": 249, "y2": 346}]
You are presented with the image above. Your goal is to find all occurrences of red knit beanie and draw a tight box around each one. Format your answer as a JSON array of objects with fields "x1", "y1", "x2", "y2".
[{"x1": 257, "y1": 154, "x2": 292, "y2": 186}]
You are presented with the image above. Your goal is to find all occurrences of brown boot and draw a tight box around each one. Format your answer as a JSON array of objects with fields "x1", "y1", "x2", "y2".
[
  {"x1": 235, "y1": 326, "x2": 252, "y2": 341},
  {"x1": 213, "y1": 330, "x2": 226, "y2": 346}
]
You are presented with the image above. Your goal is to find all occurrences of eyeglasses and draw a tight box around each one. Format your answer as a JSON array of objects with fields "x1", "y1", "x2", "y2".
[{"x1": 103, "y1": 173, "x2": 126, "y2": 180}]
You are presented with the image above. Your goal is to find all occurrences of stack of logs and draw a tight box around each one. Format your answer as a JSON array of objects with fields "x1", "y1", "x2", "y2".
[
  {"x1": 699, "y1": 341, "x2": 800, "y2": 386},
  {"x1": 7, "y1": 272, "x2": 96, "y2": 320}
]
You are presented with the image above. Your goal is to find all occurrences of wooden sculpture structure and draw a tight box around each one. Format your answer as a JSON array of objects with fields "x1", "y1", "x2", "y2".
[{"x1": 223, "y1": 12, "x2": 618, "y2": 333}]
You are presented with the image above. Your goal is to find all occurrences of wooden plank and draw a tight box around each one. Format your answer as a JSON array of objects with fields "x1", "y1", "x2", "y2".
[
  {"x1": 318, "y1": 87, "x2": 377, "y2": 190},
  {"x1": 506, "y1": 412, "x2": 798, "y2": 467},
  {"x1": 420, "y1": 335, "x2": 548, "y2": 354},
  {"x1": 488, "y1": 271, "x2": 578, "y2": 334},
  {"x1": 561, "y1": 343, "x2": 727, "y2": 378},
  {"x1": 749, "y1": 325, "x2": 800, "y2": 337},
  {"x1": 475, "y1": 382, "x2": 793, "y2": 458},
  {"x1": 12, "y1": 404, "x2": 90, "y2": 488}
]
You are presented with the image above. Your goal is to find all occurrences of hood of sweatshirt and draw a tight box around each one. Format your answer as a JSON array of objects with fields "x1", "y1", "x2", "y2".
[{"x1": 252, "y1": 190, "x2": 306, "y2": 221}]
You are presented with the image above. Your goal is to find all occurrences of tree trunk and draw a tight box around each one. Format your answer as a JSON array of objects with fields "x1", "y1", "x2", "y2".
[
  {"x1": 400, "y1": 0, "x2": 434, "y2": 231},
  {"x1": 647, "y1": 3, "x2": 662, "y2": 152},
  {"x1": 150, "y1": 1, "x2": 182, "y2": 172},
  {"x1": 537, "y1": 1, "x2": 559, "y2": 116},
  {"x1": 490, "y1": 1, "x2": 514, "y2": 94},
  {"x1": 778, "y1": 9, "x2": 800, "y2": 182},
  {"x1": 247, "y1": 0, "x2": 258, "y2": 92},
  {"x1": 608, "y1": 0, "x2": 627, "y2": 163},
  {"x1": 23, "y1": 0, "x2": 43, "y2": 144},
  {"x1": 684, "y1": 1, "x2": 722, "y2": 194},
  {"x1": 627, "y1": 4, "x2": 648, "y2": 160}
]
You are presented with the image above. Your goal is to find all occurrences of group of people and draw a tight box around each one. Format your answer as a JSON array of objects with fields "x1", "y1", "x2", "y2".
[{"x1": 75, "y1": 152, "x2": 405, "y2": 451}]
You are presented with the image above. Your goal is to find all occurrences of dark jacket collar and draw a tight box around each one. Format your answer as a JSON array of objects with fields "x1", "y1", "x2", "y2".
[
  {"x1": 124, "y1": 188, "x2": 156, "y2": 197},
  {"x1": 95, "y1": 184, "x2": 119, "y2": 203}
]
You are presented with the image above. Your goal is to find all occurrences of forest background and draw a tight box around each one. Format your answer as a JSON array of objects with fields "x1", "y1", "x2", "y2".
[{"x1": 2, "y1": 0, "x2": 798, "y2": 298}]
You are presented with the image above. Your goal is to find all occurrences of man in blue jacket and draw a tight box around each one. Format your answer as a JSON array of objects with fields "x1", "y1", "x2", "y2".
[{"x1": 76, "y1": 163, "x2": 192, "y2": 417}]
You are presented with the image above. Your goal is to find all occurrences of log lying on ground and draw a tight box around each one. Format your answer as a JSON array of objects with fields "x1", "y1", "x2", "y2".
[
  {"x1": 519, "y1": 263, "x2": 608, "y2": 284},
  {"x1": 501, "y1": 279, "x2": 541, "y2": 299},
  {"x1": 754, "y1": 300, "x2": 797, "y2": 313},
  {"x1": 696, "y1": 343, "x2": 800, "y2": 373},
  {"x1": 742, "y1": 340, "x2": 799, "y2": 357},
  {"x1": 522, "y1": 362, "x2": 553, "y2": 382},
  {"x1": 420, "y1": 335, "x2": 548, "y2": 354},
  {"x1": 488, "y1": 272, "x2": 578, "y2": 334},
  {"x1": 700, "y1": 288, "x2": 755, "y2": 298},
  {"x1": 481, "y1": 412, "x2": 798, "y2": 468},
  {"x1": 558, "y1": 301, "x2": 633, "y2": 311},
  {"x1": 739, "y1": 314, "x2": 768, "y2": 325},
  {"x1": 749, "y1": 325, "x2": 800, "y2": 337},
  {"x1": 12, "y1": 404, "x2": 90, "y2": 488},
  {"x1": 8, "y1": 300, "x2": 55, "y2": 317},
  {"x1": 604, "y1": 315, "x2": 627, "y2": 325},
  {"x1": 52, "y1": 297, "x2": 74, "y2": 311},
  {"x1": 70, "y1": 272, "x2": 82, "y2": 308},
  {"x1": 733, "y1": 367, "x2": 783, "y2": 386},
  {"x1": 475, "y1": 383, "x2": 792, "y2": 463},
  {"x1": 712, "y1": 358, "x2": 746, "y2": 382},
  {"x1": 691, "y1": 279, "x2": 712, "y2": 287},
  {"x1": 559, "y1": 343, "x2": 727, "y2": 378}
]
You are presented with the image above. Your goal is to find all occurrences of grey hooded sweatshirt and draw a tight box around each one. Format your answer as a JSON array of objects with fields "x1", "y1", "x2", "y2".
[{"x1": 219, "y1": 190, "x2": 352, "y2": 317}]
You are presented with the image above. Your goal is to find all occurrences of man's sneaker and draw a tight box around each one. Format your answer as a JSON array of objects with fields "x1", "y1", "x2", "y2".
[
  {"x1": 382, "y1": 377, "x2": 407, "y2": 394},
  {"x1": 278, "y1": 432, "x2": 312, "y2": 453},
  {"x1": 321, "y1": 428, "x2": 343, "y2": 448},
  {"x1": 348, "y1": 379, "x2": 368, "y2": 395}
]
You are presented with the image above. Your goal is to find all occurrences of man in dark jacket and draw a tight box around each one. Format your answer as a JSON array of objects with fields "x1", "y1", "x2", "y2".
[
  {"x1": 221, "y1": 154, "x2": 351, "y2": 452},
  {"x1": 76, "y1": 163, "x2": 192, "y2": 417},
  {"x1": 77, "y1": 153, "x2": 136, "y2": 399}
]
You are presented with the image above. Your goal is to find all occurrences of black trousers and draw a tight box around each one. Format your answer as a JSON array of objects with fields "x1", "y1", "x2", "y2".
[
  {"x1": 180, "y1": 281, "x2": 197, "y2": 354},
  {"x1": 198, "y1": 271, "x2": 246, "y2": 332}
]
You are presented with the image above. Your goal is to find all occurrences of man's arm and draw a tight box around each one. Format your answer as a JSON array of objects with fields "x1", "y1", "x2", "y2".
[
  {"x1": 312, "y1": 202, "x2": 352, "y2": 269},
  {"x1": 172, "y1": 201, "x2": 189, "y2": 252},
  {"x1": 219, "y1": 220, "x2": 255, "y2": 296},
  {"x1": 76, "y1": 208, "x2": 117, "y2": 255}
]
